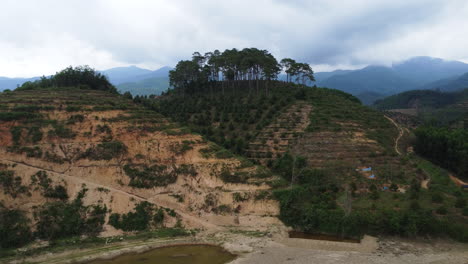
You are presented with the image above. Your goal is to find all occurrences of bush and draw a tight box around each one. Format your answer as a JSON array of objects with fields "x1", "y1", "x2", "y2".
[
  {"x1": 233, "y1": 192, "x2": 250, "y2": 202},
  {"x1": 455, "y1": 198, "x2": 466, "y2": 208},
  {"x1": 436, "y1": 206, "x2": 448, "y2": 215},
  {"x1": 30, "y1": 171, "x2": 68, "y2": 200},
  {"x1": 219, "y1": 168, "x2": 249, "y2": 183},
  {"x1": 462, "y1": 207, "x2": 468, "y2": 217},
  {"x1": 34, "y1": 187, "x2": 107, "y2": 240},
  {"x1": 124, "y1": 164, "x2": 177, "y2": 188},
  {"x1": 81, "y1": 141, "x2": 127, "y2": 160},
  {"x1": 108, "y1": 202, "x2": 153, "y2": 231},
  {"x1": 0, "y1": 204, "x2": 32, "y2": 249},
  {"x1": 0, "y1": 112, "x2": 41, "y2": 122},
  {"x1": 0, "y1": 170, "x2": 30, "y2": 198},
  {"x1": 431, "y1": 193, "x2": 444, "y2": 203},
  {"x1": 49, "y1": 124, "x2": 76, "y2": 139}
]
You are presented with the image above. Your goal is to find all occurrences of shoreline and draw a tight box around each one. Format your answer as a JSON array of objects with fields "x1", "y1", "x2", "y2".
[{"x1": 3, "y1": 230, "x2": 468, "y2": 264}]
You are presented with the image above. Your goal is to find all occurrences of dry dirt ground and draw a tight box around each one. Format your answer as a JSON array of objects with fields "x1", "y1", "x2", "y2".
[
  {"x1": 228, "y1": 236, "x2": 468, "y2": 264},
  {"x1": 4, "y1": 221, "x2": 467, "y2": 264}
]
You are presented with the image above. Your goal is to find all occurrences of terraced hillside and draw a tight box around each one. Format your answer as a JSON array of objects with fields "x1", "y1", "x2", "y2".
[
  {"x1": 155, "y1": 82, "x2": 468, "y2": 242},
  {"x1": 0, "y1": 87, "x2": 280, "y2": 242},
  {"x1": 246, "y1": 101, "x2": 312, "y2": 166}
]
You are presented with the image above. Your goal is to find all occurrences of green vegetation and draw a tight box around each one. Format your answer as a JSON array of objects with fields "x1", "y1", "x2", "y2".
[
  {"x1": 30, "y1": 171, "x2": 68, "y2": 200},
  {"x1": 123, "y1": 164, "x2": 177, "y2": 188},
  {"x1": 0, "y1": 186, "x2": 106, "y2": 249},
  {"x1": 0, "y1": 170, "x2": 30, "y2": 198},
  {"x1": 16, "y1": 66, "x2": 117, "y2": 93},
  {"x1": 34, "y1": 187, "x2": 107, "y2": 240},
  {"x1": 273, "y1": 153, "x2": 468, "y2": 242},
  {"x1": 169, "y1": 48, "x2": 313, "y2": 95},
  {"x1": 0, "y1": 112, "x2": 41, "y2": 122},
  {"x1": 374, "y1": 88, "x2": 468, "y2": 126},
  {"x1": 414, "y1": 127, "x2": 468, "y2": 180},
  {"x1": 0, "y1": 203, "x2": 32, "y2": 249},
  {"x1": 49, "y1": 123, "x2": 76, "y2": 139},
  {"x1": 81, "y1": 141, "x2": 127, "y2": 161},
  {"x1": 108, "y1": 202, "x2": 169, "y2": 231}
]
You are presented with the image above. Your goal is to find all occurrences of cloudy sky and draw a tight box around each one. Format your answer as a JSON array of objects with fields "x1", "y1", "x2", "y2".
[{"x1": 1, "y1": 0, "x2": 468, "y2": 77}]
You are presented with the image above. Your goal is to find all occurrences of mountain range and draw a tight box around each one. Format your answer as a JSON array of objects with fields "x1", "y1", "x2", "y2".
[
  {"x1": 315, "y1": 56, "x2": 468, "y2": 104},
  {"x1": 2, "y1": 56, "x2": 468, "y2": 101},
  {"x1": 0, "y1": 66, "x2": 172, "y2": 96}
]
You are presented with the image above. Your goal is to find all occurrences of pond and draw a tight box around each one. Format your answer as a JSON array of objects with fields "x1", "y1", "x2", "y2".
[
  {"x1": 88, "y1": 244, "x2": 236, "y2": 264},
  {"x1": 288, "y1": 231, "x2": 360, "y2": 243}
]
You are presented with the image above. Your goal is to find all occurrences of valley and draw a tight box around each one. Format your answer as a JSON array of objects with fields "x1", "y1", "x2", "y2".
[{"x1": 0, "y1": 56, "x2": 467, "y2": 264}]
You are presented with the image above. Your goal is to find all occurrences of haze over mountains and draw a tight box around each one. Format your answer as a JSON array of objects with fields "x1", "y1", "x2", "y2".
[
  {"x1": 1, "y1": 56, "x2": 468, "y2": 103},
  {"x1": 315, "y1": 56, "x2": 468, "y2": 104}
]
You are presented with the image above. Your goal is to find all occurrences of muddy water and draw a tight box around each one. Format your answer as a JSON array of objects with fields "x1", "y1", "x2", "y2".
[
  {"x1": 289, "y1": 231, "x2": 360, "y2": 243},
  {"x1": 88, "y1": 244, "x2": 236, "y2": 264}
]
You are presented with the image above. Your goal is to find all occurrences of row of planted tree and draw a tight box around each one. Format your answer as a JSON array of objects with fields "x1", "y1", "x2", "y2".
[{"x1": 169, "y1": 48, "x2": 315, "y2": 94}]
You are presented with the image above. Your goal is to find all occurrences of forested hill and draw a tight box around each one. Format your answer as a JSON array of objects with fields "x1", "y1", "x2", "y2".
[
  {"x1": 136, "y1": 49, "x2": 468, "y2": 243},
  {"x1": 373, "y1": 89, "x2": 468, "y2": 110}
]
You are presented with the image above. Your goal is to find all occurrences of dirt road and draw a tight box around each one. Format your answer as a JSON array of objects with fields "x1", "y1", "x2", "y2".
[{"x1": 384, "y1": 115, "x2": 403, "y2": 155}]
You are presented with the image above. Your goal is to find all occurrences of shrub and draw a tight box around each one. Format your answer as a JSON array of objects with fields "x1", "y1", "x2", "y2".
[
  {"x1": 0, "y1": 112, "x2": 41, "y2": 122},
  {"x1": 30, "y1": 171, "x2": 68, "y2": 200},
  {"x1": 0, "y1": 204, "x2": 32, "y2": 249},
  {"x1": 431, "y1": 193, "x2": 444, "y2": 203},
  {"x1": 49, "y1": 124, "x2": 76, "y2": 139},
  {"x1": 463, "y1": 207, "x2": 468, "y2": 217},
  {"x1": 455, "y1": 198, "x2": 466, "y2": 208},
  {"x1": 0, "y1": 170, "x2": 30, "y2": 198},
  {"x1": 81, "y1": 141, "x2": 127, "y2": 160},
  {"x1": 27, "y1": 126, "x2": 43, "y2": 143},
  {"x1": 67, "y1": 114, "x2": 85, "y2": 124},
  {"x1": 232, "y1": 192, "x2": 250, "y2": 202},
  {"x1": 34, "y1": 187, "x2": 106, "y2": 240},
  {"x1": 124, "y1": 164, "x2": 177, "y2": 188},
  {"x1": 436, "y1": 206, "x2": 448, "y2": 215},
  {"x1": 219, "y1": 168, "x2": 249, "y2": 183},
  {"x1": 10, "y1": 126, "x2": 22, "y2": 145},
  {"x1": 108, "y1": 202, "x2": 153, "y2": 231},
  {"x1": 254, "y1": 190, "x2": 272, "y2": 201}
]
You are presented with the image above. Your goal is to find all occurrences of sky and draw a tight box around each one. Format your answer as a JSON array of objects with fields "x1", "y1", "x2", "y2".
[{"x1": 1, "y1": 0, "x2": 468, "y2": 77}]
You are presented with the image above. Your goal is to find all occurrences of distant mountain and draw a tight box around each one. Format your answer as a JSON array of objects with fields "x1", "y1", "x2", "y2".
[
  {"x1": 100, "y1": 66, "x2": 152, "y2": 84},
  {"x1": 314, "y1": 69, "x2": 353, "y2": 83},
  {"x1": 131, "y1": 66, "x2": 172, "y2": 80},
  {"x1": 100, "y1": 65, "x2": 172, "y2": 85},
  {"x1": 314, "y1": 57, "x2": 468, "y2": 104},
  {"x1": 117, "y1": 76, "x2": 169, "y2": 96},
  {"x1": 419, "y1": 72, "x2": 468, "y2": 92},
  {"x1": 0, "y1": 77, "x2": 40, "y2": 91},
  {"x1": 318, "y1": 65, "x2": 416, "y2": 100},
  {"x1": 392, "y1": 56, "x2": 468, "y2": 86}
]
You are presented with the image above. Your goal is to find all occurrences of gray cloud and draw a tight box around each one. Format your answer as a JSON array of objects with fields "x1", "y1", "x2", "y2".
[{"x1": 0, "y1": 0, "x2": 467, "y2": 76}]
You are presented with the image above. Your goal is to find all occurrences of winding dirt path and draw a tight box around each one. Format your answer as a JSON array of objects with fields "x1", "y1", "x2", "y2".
[
  {"x1": 450, "y1": 174, "x2": 468, "y2": 187},
  {"x1": 384, "y1": 116, "x2": 432, "y2": 189},
  {"x1": 0, "y1": 158, "x2": 221, "y2": 231},
  {"x1": 384, "y1": 116, "x2": 403, "y2": 156}
]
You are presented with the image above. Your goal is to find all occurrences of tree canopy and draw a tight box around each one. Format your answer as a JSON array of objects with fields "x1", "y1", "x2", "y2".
[
  {"x1": 17, "y1": 66, "x2": 117, "y2": 93},
  {"x1": 169, "y1": 48, "x2": 314, "y2": 94}
]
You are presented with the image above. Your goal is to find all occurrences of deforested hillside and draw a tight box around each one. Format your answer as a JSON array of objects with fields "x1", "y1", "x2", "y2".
[{"x1": 0, "y1": 67, "x2": 280, "y2": 251}]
